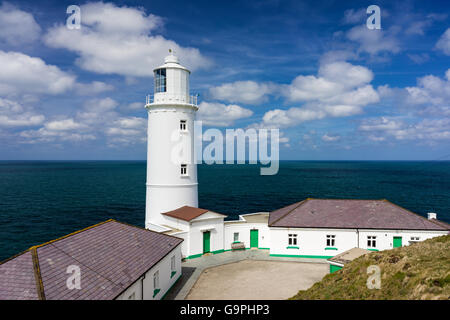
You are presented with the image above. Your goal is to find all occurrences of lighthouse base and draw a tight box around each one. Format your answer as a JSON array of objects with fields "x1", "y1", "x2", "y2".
[{"x1": 145, "y1": 183, "x2": 198, "y2": 229}]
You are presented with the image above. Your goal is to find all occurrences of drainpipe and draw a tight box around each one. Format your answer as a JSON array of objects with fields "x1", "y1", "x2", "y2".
[
  {"x1": 356, "y1": 229, "x2": 359, "y2": 248},
  {"x1": 141, "y1": 274, "x2": 146, "y2": 300}
]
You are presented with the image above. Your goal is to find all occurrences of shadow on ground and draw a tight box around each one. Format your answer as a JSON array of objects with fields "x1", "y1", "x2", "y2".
[{"x1": 162, "y1": 266, "x2": 196, "y2": 300}]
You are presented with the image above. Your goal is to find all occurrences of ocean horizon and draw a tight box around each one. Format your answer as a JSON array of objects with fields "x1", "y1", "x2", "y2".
[{"x1": 0, "y1": 160, "x2": 449, "y2": 261}]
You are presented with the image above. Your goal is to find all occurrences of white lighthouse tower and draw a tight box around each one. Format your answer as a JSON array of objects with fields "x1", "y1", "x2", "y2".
[{"x1": 145, "y1": 51, "x2": 199, "y2": 230}]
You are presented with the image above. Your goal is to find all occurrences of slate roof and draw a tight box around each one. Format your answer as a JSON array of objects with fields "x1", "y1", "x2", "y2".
[
  {"x1": 0, "y1": 220, "x2": 183, "y2": 300},
  {"x1": 162, "y1": 206, "x2": 211, "y2": 221},
  {"x1": 269, "y1": 199, "x2": 450, "y2": 231}
]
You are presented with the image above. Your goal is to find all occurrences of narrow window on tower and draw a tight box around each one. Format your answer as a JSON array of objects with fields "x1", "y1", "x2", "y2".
[
  {"x1": 180, "y1": 164, "x2": 188, "y2": 176},
  {"x1": 180, "y1": 120, "x2": 187, "y2": 131},
  {"x1": 154, "y1": 68, "x2": 166, "y2": 93}
]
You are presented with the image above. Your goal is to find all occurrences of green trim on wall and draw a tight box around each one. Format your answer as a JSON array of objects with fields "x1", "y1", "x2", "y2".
[
  {"x1": 232, "y1": 241, "x2": 241, "y2": 244},
  {"x1": 185, "y1": 253, "x2": 203, "y2": 260},
  {"x1": 170, "y1": 271, "x2": 176, "y2": 278},
  {"x1": 153, "y1": 288, "x2": 160, "y2": 298},
  {"x1": 161, "y1": 274, "x2": 182, "y2": 300},
  {"x1": 286, "y1": 246, "x2": 300, "y2": 249},
  {"x1": 258, "y1": 247, "x2": 270, "y2": 250},
  {"x1": 368, "y1": 248, "x2": 379, "y2": 251},
  {"x1": 212, "y1": 249, "x2": 225, "y2": 255},
  {"x1": 330, "y1": 264, "x2": 343, "y2": 273},
  {"x1": 325, "y1": 247, "x2": 338, "y2": 250},
  {"x1": 270, "y1": 254, "x2": 333, "y2": 259}
]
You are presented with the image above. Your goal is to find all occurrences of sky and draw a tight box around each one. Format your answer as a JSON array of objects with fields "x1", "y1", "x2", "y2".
[{"x1": 0, "y1": 0, "x2": 449, "y2": 160}]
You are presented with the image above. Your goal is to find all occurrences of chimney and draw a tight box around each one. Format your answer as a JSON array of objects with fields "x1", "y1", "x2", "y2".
[{"x1": 427, "y1": 212, "x2": 437, "y2": 220}]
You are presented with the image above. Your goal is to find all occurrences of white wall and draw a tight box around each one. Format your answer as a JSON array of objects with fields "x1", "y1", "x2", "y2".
[
  {"x1": 115, "y1": 244, "x2": 182, "y2": 300},
  {"x1": 188, "y1": 217, "x2": 225, "y2": 257},
  {"x1": 357, "y1": 229, "x2": 448, "y2": 251},
  {"x1": 224, "y1": 222, "x2": 270, "y2": 250},
  {"x1": 145, "y1": 104, "x2": 198, "y2": 228},
  {"x1": 269, "y1": 228, "x2": 357, "y2": 257},
  {"x1": 269, "y1": 227, "x2": 448, "y2": 257}
]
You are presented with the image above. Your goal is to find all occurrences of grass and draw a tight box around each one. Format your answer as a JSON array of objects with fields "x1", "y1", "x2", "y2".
[{"x1": 290, "y1": 235, "x2": 450, "y2": 300}]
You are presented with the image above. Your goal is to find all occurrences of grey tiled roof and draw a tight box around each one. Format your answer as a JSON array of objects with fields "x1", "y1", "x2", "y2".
[
  {"x1": 269, "y1": 199, "x2": 450, "y2": 231},
  {"x1": 0, "y1": 220, "x2": 183, "y2": 300},
  {"x1": 0, "y1": 251, "x2": 39, "y2": 300}
]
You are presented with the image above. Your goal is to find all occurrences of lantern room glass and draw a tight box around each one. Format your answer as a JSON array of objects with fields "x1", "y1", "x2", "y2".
[{"x1": 154, "y1": 68, "x2": 166, "y2": 93}]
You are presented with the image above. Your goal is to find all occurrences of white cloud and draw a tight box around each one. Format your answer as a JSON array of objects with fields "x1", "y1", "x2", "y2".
[
  {"x1": 259, "y1": 61, "x2": 379, "y2": 128},
  {"x1": 126, "y1": 102, "x2": 144, "y2": 110},
  {"x1": 19, "y1": 97, "x2": 147, "y2": 145},
  {"x1": 359, "y1": 117, "x2": 404, "y2": 132},
  {"x1": 44, "y1": 118, "x2": 86, "y2": 131},
  {"x1": 359, "y1": 117, "x2": 450, "y2": 142},
  {"x1": 283, "y1": 61, "x2": 375, "y2": 103},
  {"x1": 75, "y1": 81, "x2": 114, "y2": 95},
  {"x1": 0, "y1": 51, "x2": 75, "y2": 96},
  {"x1": 407, "y1": 53, "x2": 430, "y2": 64},
  {"x1": 405, "y1": 69, "x2": 450, "y2": 110},
  {"x1": 346, "y1": 25, "x2": 401, "y2": 56},
  {"x1": 436, "y1": 28, "x2": 450, "y2": 55},
  {"x1": 342, "y1": 8, "x2": 366, "y2": 25},
  {"x1": 0, "y1": 2, "x2": 41, "y2": 45},
  {"x1": 322, "y1": 134, "x2": 340, "y2": 142},
  {"x1": 44, "y1": 2, "x2": 210, "y2": 77},
  {"x1": 0, "y1": 98, "x2": 45, "y2": 127},
  {"x1": 208, "y1": 81, "x2": 275, "y2": 104},
  {"x1": 197, "y1": 101, "x2": 253, "y2": 127}
]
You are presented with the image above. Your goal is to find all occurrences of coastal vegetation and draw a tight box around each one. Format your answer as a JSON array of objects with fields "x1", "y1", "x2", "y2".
[{"x1": 291, "y1": 235, "x2": 450, "y2": 300}]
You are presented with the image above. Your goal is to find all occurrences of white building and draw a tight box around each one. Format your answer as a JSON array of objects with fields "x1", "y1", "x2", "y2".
[
  {"x1": 0, "y1": 220, "x2": 183, "y2": 300},
  {"x1": 145, "y1": 51, "x2": 199, "y2": 230}
]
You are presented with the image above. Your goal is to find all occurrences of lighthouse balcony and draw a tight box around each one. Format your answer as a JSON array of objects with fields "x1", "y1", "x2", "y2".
[{"x1": 146, "y1": 94, "x2": 198, "y2": 106}]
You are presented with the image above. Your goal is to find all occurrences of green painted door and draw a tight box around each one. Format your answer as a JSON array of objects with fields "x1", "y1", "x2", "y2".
[
  {"x1": 330, "y1": 265, "x2": 342, "y2": 273},
  {"x1": 393, "y1": 236, "x2": 402, "y2": 248},
  {"x1": 203, "y1": 231, "x2": 210, "y2": 253},
  {"x1": 250, "y1": 229, "x2": 259, "y2": 248}
]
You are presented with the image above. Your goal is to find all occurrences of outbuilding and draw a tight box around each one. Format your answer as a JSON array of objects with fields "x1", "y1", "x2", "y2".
[{"x1": 0, "y1": 219, "x2": 183, "y2": 300}]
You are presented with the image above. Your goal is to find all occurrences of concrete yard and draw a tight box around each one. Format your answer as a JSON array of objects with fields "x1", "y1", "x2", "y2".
[{"x1": 185, "y1": 259, "x2": 328, "y2": 300}]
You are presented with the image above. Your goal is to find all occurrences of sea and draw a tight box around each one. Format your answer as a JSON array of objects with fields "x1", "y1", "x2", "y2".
[{"x1": 0, "y1": 160, "x2": 449, "y2": 261}]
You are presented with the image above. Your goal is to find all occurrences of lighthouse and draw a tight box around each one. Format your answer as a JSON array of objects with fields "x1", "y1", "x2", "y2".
[{"x1": 145, "y1": 51, "x2": 199, "y2": 230}]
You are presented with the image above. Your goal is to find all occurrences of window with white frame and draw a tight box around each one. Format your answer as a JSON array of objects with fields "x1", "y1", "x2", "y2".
[
  {"x1": 180, "y1": 120, "x2": 187, "y2": 131},
  {"x1": 326, "y1": 235, "x2": 336, "y2": 247},
  {"x1": 367, "y1": 236, "x2": 377, "y2": 248},
  {"x1": 154, "y1": 68, "x2": 166, "y2": 93},
  {"x1": 234, "y1": 232, "x2": 239, "y2": 242},
  {"x1": 410, "y1": 236, "x2": 420, "y2": 243},
  {"x1": 288, "y1": 234, "x2": 297, "y2": 246},
  {"x1": 180, "y1": 164, "x2": 187, "y2": 176},
  {"x1": 153, "y1": 271, "x2": 159, "y2": 290}
]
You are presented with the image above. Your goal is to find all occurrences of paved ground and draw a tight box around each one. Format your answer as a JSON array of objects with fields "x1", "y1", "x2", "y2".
[{"x1": 164, "y1": 249, "x2": 328, "y2": 300}]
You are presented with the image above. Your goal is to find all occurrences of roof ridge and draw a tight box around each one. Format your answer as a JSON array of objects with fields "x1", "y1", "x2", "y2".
[
  {"x1": 269, "y1": 199, "x2": 306, "y2": 226},
  {"x1": 30, "y1": 246, "x2": 45, "y2": 300},
  {"x1": 31, "y1": 219, "x2": 114, "y2": 250}
]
